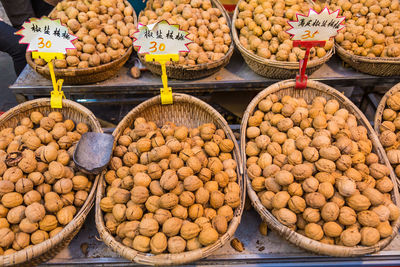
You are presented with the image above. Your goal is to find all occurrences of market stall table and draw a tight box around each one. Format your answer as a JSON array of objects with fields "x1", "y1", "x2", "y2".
[
  {"x1": 10, "y1": 52, "x2": 400, "y2": 103},
  {"x1": 44, "y1": 208, "x2": 400, "y2": 266}
]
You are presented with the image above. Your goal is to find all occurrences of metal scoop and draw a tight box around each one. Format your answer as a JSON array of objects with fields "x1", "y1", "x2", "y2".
[{"x1": 73, "y1": 132, "x2": 114, "y2": 174}]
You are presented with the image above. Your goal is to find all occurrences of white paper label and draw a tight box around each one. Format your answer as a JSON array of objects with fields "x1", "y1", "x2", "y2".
[
  {"x1": 15, "y1": 17, "x2": 76, "y2": 53},
  {"x1": 133, "y1": 20, "x2": 191, "y2": 55},
  {"x1": 286, "y1": 7, "x2": 345, "y2": 41}
]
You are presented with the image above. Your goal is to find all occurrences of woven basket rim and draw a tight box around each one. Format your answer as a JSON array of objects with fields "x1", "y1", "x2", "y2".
[
  {"x1": 231, "y1": 0, "x2": 334, "y2": 70},
  {"x1": 240, "y1": 80, "x2": 400, "y2": 257},
  {"x1": 336, "y1": 43, "x2": 400, "y2": 64},
  {"x1": 26, "y1": 46, "x2": 133, "y2": 76},
  {"x1": 137, "y1": 0, "x2": 234, "y2": 72},
  {"x1": 95, "y1": 93, "x2": 245, "y2": 265},
  {"x1": 0, "y1": 98, "x2": 102, "y2": 265},
  {"x1": 26, "y1": 0, "x2": 136, "y2": 76}
]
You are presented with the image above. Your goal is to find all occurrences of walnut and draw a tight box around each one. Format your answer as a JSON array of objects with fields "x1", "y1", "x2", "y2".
[
  {"x1": 198, "y1": 227, "x2": 218, "y2": 246},
  {"x1": 130, "y1": 186, "x2": 148, "y2": 204},
  {"x1": 160, "y1": 170, "x2": 178, "y2": 190},
  {"x1": 323, "y1": 221, "x2": 343, "y2": 238},
  {"x1": 162, "y1": 217, "x2": 183, "y2": 237},
  {"x1": 377, "y1": 221, "x2": 392, "y2": 239},
  {"x1": 56, "y1": 206, "x2": 76, "y2": 225},
  {"x1": 321, "y1": 202, "x2": 339, "y2": 222},
  {"x1": 139, "y1": 218, "x2": 159, "y2": 237},
  {"x1": 7, "y1": 206, "x2": 26, "y2": 224},
  {"x1": 288, "y1": 196, "x2": 306, "y2": 213},
  {"x1": 159, "y1": 193, "x2": 179, "y2": 210},
  {"x1": 2, "y1": 192, "x2": 23, "y2": 208},
  {"x1": 0, "y1": 228, "x2": 14, "y2": 247},
  {"x1": 360, "y1": 227, "x2": 380, "y2": 246},
  {"x1": 347, "y1": 194, "x2": 371, "y2": 211},
  {"x1": 362, "y1": 187, "x2": 384, "y2": 206},
  {"x1": 303, "y1": 208, "x2": 321, "y2": 223},
  {"x1": 133, "y1": 235, "x2": 150, "y2": 252},
  {"x1": 338, "y1": 206, "x2": 357, "y2": 226},
  {"x1": 150, "y1": 232, "x2": 167, "y2": 254},
  {"x1": 39, "y1": 214, "x2": 58, "y2": 231}
]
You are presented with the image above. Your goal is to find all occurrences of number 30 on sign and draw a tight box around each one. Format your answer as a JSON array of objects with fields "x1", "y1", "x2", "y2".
[
  {"x1": 149, "y1": 41, "x2": 165, "y2": 53},
  {"x1": 38, "y1": 37, "x2": 52, "y2": 48}
]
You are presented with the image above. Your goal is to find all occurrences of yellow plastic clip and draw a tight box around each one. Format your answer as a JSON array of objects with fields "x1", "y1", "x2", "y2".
[
  {"x1": 145, "y1": 54, "x2": 179, "y2": 105},
  {"x1": 32, "y1": 52, "x2": 65, "y2": 109}
]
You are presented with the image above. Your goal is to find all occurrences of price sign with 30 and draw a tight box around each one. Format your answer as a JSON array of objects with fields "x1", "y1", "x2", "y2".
[
  {"x1": 133, "y1": 20, "x2": 192, "y2": 55},
  {"x1": 15, "y1": 17, "x2": 76, "y2": 53}
]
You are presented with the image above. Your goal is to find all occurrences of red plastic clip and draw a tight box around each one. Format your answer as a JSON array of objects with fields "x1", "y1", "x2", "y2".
[{"x1": 293, "y1": 40, "x2": 326, "y2": 89}]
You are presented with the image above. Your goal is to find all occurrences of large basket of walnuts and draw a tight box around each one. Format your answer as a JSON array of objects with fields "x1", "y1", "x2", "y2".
[
  {"x1": 95, "y1": 93, "x2": 245, "y2": 265},
  {"x1": 137, "y1": 0, "x2": 234, "y2": 80},
  {"x1": 241, "y1": 80, "x2": 400, "y2": 256},
  {"x1": 231, "y1": 0, "x2": 334, "y2": 79},
  {"x1": 330, "y1": 0, "x2": 400, "y2": 76},
  {"x1": 0, "y1": 98, "x2": 102, "y2": 266},
  {"x1": 26, "y1": 0, "x2": 136, "y2": 84},
  {"x1": 374, "y1": 82, "x2": 400, "y2": 184}
]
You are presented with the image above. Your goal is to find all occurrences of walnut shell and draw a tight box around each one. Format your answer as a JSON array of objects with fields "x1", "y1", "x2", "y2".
[{"x1": 150, "y1": 232, "x2": 167, "y2": 254}]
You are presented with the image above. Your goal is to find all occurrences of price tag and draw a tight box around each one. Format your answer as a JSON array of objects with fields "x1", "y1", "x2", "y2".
[
  {"x1": 15, "y1": 17, "x2": 76, "y2": 53},
  {"x1": 133, "y1": 20, "x2": 192, "y2": 105},
  {"x1": 133, "y1": 20, "x2": 191, "y2": 55},
  {"x1": 286, "y1": 7, "x2": 345, "y2": 41},
  {"x1": 286, "y1": 8, "x2": 345, "y2": 89},
  {"x1": 15, "y1": 17, "x2": 77, "y2": 108}
]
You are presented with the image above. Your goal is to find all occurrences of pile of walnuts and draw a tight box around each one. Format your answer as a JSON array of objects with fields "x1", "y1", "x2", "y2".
[
  {"x1": 0, "y1": 111, "x2": 92, "y2": 255},
  {"x1": 235, "y1": 0, "x2": 333, "y2": 61},
  {"x1": 379, "y1": 91, "x2": 400, "y2": 176},
  {"x1": 138, "y1": 0, "x2": 231, "y2": 66},
  {"x1": 41, "y1": 0, "x2": 135, "y2": 69},
  {"x1": 246, "y1": 94, "x2": 400, "y2": 247},
  {"x1": 100, "y1": 118, "x2": 240, "y2": 254},
  {"x1": 331, "y1": 0, "x2": 400, "y2": 58}
]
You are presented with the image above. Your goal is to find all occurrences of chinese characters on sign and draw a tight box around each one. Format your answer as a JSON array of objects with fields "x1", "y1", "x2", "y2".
[
  {"x1": 286, "y1": 8, "x2": 345, "y2": 41},
  {"x1": 133, "y1": 20, "x2": 191, "y2": 55},
  {"x1": 15, "y1": 17, "x2": 76, "y2": 53}
]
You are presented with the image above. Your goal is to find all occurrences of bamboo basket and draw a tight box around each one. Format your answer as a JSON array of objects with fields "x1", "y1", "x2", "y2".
[
  {"x1": 335, "y1": 43, "x2": 400, "y2": 77},
  {"x1": 374, "y1": 82, "x2": 400, "y2": 134},
  {"x1": 241, "y1": 80, "x2": 400, "y2": 256},
  {"x1": 0, "y1": 98, "x2": 102, "y2": 266},
  {"x1": 231, "y1": 0, "x2": 334, "y2": 79},
  {"x1": 95, "y1": 93, "x2": 245, "y2": 265},
  {"x1": 374, "y1": 82, "x2": 400, "y2": 187},
  {"x1": 137, "y1": 0, "x2": 234, "y2": 80},
  {"x1": 26, "y1": 0, "x2": 136, "y2": 85}
]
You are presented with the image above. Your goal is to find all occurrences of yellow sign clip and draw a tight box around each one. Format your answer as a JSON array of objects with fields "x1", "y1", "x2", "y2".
[
  {"x1": 145, "y1": 54, "x2": 179, "y2": 105},
  {"x1": 32, "y1": 52, "x2": 65, "y2": 109}
]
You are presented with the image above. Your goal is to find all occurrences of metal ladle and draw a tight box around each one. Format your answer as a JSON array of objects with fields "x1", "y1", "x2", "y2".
[{"x1": 73, "y1": 132, "x2": 114, "y2": 175}]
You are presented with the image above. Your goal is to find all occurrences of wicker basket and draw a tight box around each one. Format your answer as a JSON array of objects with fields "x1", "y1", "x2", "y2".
[
  {"x1": 374, "y1": 82, "x2": 400, "y2": 134},
  {"x1": 0, "y1": 98, "x2": 102, "y2": 266},
  {"x1": 95, "y1": 93, "x2": 244, "y2": 265},
  {"x1": 335, "y1": 42, "x2": 400, "y2": 77},
  {"x1": 231, "y1": 0, "x2": 334, "y2": 79},
  {"x1": 374, "y1": 82, "x2": 400, "y2": 187},
  {"x1": 137, "y1": 0, "x2": 234, "y2": 80},
  {"x1": 240, "y1": 80, "x2": 400, "y2": 256},
  {"x1": 26, "y1": 0, "x2": 136, "y2": 85}
]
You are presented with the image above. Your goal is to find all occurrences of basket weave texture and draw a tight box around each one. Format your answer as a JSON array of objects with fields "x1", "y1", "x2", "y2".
[
  {"x1": 336, "y1": 44, "x2": 400, "y2": 77},
  {"x1": 0, "y1": 98, "x2": 102, "y2": 266},
  {"x1": 240, "y1": 80, "x2": 400, "y2": 257},
  {"x1": 95, "y1": 93, "x2": 245, "y2": 265}
]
